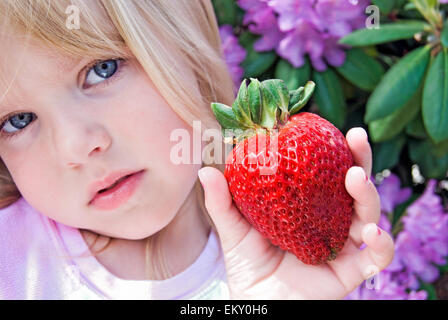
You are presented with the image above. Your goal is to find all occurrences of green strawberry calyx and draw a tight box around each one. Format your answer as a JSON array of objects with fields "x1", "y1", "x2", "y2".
[{"x1": 211, "y1": 78, "x2": 315, "y2": 144}]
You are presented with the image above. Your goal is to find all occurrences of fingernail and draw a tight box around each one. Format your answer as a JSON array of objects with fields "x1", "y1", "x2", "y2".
[
  {"x1": 198, "y1": 168, "x2": 206, "y2": 186},
  {"x1": 364, "y1": 264, "x2": 379, "y2": 280},
  {"x1": 354, "y1": 167, "x2": 369, "y2": 184},
  {"x1": 358, "y1": 127, "x2": 368, "y2": 141},
  {"x1": 364, "y1": 223, "x2": 377, "y2": 238},
  {"x1": 352, "y1": 127, "x2": 368, "y2": 141},
  {"x1": 362, "y1": 128, "x2": 368, "y2": 141}
]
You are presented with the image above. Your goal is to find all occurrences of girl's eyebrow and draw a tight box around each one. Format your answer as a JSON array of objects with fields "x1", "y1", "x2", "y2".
[
  {"x1": 0, "y1": 57, "x2": 92, "y2": 115},
  {"x1": 55, "y1": 57, "x2": 87, "y2": 74}
]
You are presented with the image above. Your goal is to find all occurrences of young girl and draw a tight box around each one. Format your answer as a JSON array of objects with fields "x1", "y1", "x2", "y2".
[{"x1": 0, "y1": 0, "x2": 394, "y2": 300}]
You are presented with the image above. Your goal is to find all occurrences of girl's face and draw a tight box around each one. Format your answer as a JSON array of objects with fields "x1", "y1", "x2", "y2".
[{"x1": 0, "y1": 32, "x2": 204, "y2": 240}]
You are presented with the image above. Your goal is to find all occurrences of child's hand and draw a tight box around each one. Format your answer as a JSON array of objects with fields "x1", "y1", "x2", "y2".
[{"x1": 198, "y1": 127, "x2": 394, "y2": 299}]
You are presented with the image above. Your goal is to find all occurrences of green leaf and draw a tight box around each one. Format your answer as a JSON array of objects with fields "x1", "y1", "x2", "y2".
[
  {"x1": 430, "y1": 139, "x2": 448, "y2": 158},
  {"x1": 406, "y1": 112, "x2": 428, "y2": 138},
  {"x1": 274, "y1": 58, "x2": 311, "y2": 91},
  {"x1": 232, "y1": 80, "x2": 253, "y2": 127},
  {"x1": 241, "y1": 50, "x2": 277, "y2": 79},
  {"x1": 419, "y1": 282, "x2": 437, "y2": 300},
  {"x1": 372, "y1": 134, "x2": 406, "y2": 173},
  {"x1": 247, "y1": 78, "x2": 262, "y2": 125},
  {"x1": 312, "y1": 69, "x2": 347, "y2": 129},
  {"x1": 239, "y1": 32, "x2": 277, "y2": 78},
  {"x1": 260, "y1": 79, "x2": 290, "y2": 126},
  {"x1": 336, "y1": 48, "x2": 385, "y2": 91},
  {"x1": 289, "y1": 81, "x2": 316, "y2": 115},
  {"x1": 339, "y1": 21, "x2": 429, "y2": 47},
  {"x1": 422, "y1": 49, "x2": 448, "y2": 143},
  {"x1": 259, "y1": 80, "x2": 288, "y2": 129},
  {"x1": 372, "y1": 0, "x2": 396, "y2": 14},
  {"x1": 439, "y1": 261, "x2": 448, "y2": 273},
  {"x1": 441, "y1": 21, "x2": 448, "y2": 48},
  {"x1": 289, "y1": 87, "x2": 304, "y2": 108},
  {"x1": 237, "y1": 31, "x2": 254, "y2": 48},
  {"x1": 369, "y1": 86, "x2": 422, "y2": 142},
  {"x1": 211, "y1": 0, "x2": 239, "y2": 26},
  {"x1": 409, "y1": 139, "x2": 448, "y2": 179},
  {"x1": 260, "y1": 79, "x2": 290, "y2": 113},
  {"x1": 427, "y1": 0, "x2": 438, "y2": 8},
  {"x1": 210, "y1": 102, "x2": 245, "y2": 131},
  {"x1": 404, "y1": 3, "x2": 416, "y2": 10},
  {"x1": 365, "y1": 45, "x2": 431, "y2": 122}
]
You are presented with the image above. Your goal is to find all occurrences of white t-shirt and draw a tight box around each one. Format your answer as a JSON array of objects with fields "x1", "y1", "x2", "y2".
[{"x1": 0, "y1": 197, "x2": 230, "y2": 300}]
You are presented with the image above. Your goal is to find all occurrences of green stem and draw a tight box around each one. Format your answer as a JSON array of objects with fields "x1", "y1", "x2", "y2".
[
  {"x1": 409, "y1": 0, "x2": 443, "y2": 32},
  {"x1": 392, "y1": 220, "x2": 404, "y2": 238},
  {"x1": 279, "y1": 109, "x2": 290, "y2": 126}
]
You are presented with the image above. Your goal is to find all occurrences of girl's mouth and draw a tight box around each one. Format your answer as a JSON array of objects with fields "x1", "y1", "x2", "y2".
[
  {"x1": 89, "y1": 170, "x2": 146, "y2": 210},
  {"x1": 98, "y1": 174, "x2": 133, "y2": 193}
]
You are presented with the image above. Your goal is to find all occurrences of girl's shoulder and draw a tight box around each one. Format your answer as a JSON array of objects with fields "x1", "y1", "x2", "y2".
[
  {"x1": 0, "y1": 197, "x2": 52, "y2": 247},
  {"x1": 0, "y1": 197, "x2": 79, "y2": 299},
  {"x1": 0, "y1": 196, "x2": 57, "y2": 265}
]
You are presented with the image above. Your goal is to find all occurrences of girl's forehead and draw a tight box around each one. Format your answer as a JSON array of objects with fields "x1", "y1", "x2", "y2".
[
  {"x1": 0, "y1": 32, "x2": 85, "y2": 107},
  {"x1": 2, "y1": 28, "x2": 81, "y2": 64}
]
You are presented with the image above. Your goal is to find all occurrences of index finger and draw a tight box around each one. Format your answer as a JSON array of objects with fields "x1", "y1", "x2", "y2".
[{"x1": 346, "y1": 127, "x2": 372, "y2": 177}]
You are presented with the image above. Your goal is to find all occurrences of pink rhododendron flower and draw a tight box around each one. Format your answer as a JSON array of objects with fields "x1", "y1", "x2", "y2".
[
  {"x1": 219, "y1": 25, "x2": 247, "y2": 89},
  {"x1": 238, "y1": 0, "x2": 370, "y2": 71}
]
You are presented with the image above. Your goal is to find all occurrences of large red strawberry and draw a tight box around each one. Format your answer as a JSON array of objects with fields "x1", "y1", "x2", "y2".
[{"x1": 211, "y1": 78, "x2": 354, "y2": 265}]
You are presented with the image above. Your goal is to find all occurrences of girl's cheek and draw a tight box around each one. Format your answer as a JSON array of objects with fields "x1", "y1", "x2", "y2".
[{"x1": 0, "y1": 119, "x2": 40, "y2": 153}]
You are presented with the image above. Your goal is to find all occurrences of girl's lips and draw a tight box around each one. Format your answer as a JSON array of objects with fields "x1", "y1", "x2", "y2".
[{"x1": 88, "y1": 170, "x2": 145, "y2": 210}]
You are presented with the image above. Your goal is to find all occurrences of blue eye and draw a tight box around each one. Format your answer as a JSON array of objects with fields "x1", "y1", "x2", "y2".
[
  {"x1": 84, "y1": 59, "x2": 123, "y2": 88},
  {"x1": 0, "y1": 58, "x2": 125, "y2": 140},
  {"x1": 0, "y1": 112, "x2": 36, "y2": 137}
]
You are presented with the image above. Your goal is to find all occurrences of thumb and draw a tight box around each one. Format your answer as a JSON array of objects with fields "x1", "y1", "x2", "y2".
[{"x1": 198, "y1": 166, "x2": 251, "y2": 253}]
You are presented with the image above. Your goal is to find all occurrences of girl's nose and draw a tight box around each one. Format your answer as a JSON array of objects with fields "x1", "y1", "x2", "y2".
[{"x1": 53, "y1": 119, "x2": 112, "y2": 168}]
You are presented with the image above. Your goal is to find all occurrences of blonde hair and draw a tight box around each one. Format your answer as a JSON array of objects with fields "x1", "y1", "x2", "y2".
[{"x1": 0, "y1": 0, "x2": 234, "y2": 280}]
